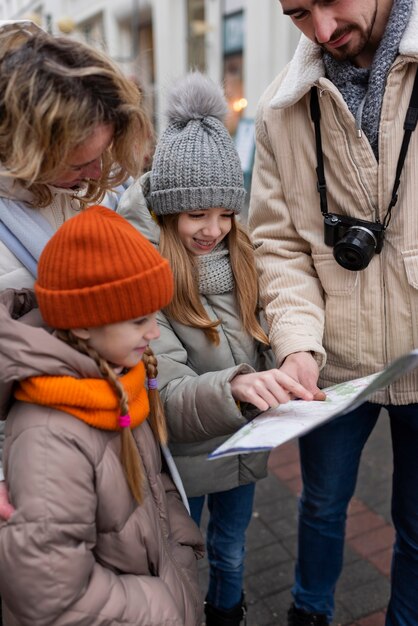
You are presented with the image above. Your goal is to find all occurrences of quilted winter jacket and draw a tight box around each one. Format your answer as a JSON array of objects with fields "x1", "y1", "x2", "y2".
[
  {"x1": 118, "y1": 178, "x2": 270, "y2": 497},
  {"x1": 248, "y1": 3, "x2": 418, "y2": 405},
  {"x1": 0, "y1": 290, "x2": 204, "y2": 626}
]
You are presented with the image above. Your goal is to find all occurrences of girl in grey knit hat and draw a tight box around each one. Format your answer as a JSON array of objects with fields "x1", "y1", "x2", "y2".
[{"x1": 118, "y1": 71, "x2": 312, "y2": 626}]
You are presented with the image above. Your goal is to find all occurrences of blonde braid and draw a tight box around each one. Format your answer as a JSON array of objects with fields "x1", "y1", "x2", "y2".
[
  {"x1": 56, "y1": 330, "x2": 145, "y2": 503},
  {"x1": 142, "y1": 346, "x2": 168, "y2": 445}
]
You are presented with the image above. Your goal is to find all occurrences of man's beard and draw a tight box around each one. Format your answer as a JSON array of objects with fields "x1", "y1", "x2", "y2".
[
  {"x1": 320, "y1": 3, "x2": 378, "y2": 62},
  {"x1": 319, "y1": 26, "x2": 368, "y2": 61}
]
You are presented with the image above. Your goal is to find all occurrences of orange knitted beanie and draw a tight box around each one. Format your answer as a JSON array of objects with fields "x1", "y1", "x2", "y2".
[{"x1": 35, "y1": 205, "x2": 173, "y2": 328}]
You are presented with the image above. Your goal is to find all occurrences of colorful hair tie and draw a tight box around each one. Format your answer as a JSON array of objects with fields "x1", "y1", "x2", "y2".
[
  {"x1": 119, "y1": 413, "x2": 131, "y2": 428},
  {"x1": 148, "y1": 377, "x2": 158, "y2": 390}
]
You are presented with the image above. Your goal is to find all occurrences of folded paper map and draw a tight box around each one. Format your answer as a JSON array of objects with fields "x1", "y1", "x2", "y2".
[{"x1": 209, "y1": 349, "x2": 418, "y2": 460}]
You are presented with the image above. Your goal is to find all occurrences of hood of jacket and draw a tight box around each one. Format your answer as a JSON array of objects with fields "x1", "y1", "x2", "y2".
[
  {"x1": 117, "y1": 172, "x2": 160, "y2": 245},
  {"x1": 0, "y1": 289, "x2": 101, "y2": 421},
  {"x1": 270, "y1": 0, "x2": 418, "y2": 110}
]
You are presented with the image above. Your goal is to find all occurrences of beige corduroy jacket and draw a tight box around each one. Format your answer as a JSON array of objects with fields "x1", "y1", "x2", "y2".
[{"x1": 248, "y1": 5, "x2": 418, "y2": 405}]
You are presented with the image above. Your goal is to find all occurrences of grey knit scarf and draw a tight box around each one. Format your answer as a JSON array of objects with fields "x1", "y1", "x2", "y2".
[
  {"x1": 324, "y1": 0, "x2": 412, "y2": 157},
  {"x1": 197, "y1": 242, "x2": 235, "y2": 295}
]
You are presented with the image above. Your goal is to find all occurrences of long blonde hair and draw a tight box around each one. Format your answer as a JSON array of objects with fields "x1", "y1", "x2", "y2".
[
  {"x1": 0, "y1": 25, "x2": 152, "y2": 207},
  {"x1": 56, "y1": 331, "x2": 166, "y2": 504},
  {"x1": 159, "y1": 214, "x2": 269, "y2": 346}
]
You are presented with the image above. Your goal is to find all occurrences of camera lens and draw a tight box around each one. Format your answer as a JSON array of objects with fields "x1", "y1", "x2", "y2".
[{"x1": 333, "y1": 226, "x2": 377, "y2": 271}]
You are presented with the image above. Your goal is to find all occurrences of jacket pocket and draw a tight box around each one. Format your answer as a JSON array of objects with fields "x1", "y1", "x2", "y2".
[
  {"x1": 312, "y1": 253, "x2": 360, "y2": 369},
  {"x1": 402, "y1": 250, "x2": 418, "y2": 346}
]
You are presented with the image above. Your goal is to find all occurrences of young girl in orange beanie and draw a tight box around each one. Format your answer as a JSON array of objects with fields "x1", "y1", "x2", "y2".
[{"x1": 0, "y1": 205, "x2": 204, "y2": 626}]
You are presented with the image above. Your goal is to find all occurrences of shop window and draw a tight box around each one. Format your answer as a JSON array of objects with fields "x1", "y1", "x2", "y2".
[
  {"x1": 187, "y1": 0, "x2": 206, "y2": 71},
  {"x1": 223, "y1": 11, "x2": 246, "y2": 136}
]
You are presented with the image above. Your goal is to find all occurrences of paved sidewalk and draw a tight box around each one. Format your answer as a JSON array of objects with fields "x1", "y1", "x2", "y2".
[{"x1": 198, "y1": 411, "x2": 394, "y2": 625}]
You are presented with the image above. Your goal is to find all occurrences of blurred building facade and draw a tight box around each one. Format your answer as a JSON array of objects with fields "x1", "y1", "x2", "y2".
[{"x1": 1, "y1": 0, "x2": 299, "y2": 136}]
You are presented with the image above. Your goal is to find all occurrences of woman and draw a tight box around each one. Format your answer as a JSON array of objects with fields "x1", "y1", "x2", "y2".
[
  {"x1": 0, "y1": 19, "x2": 152, "y2": 522},
  {"x1": 0, "y1": 19, "x2": 151, "y2": 290}
]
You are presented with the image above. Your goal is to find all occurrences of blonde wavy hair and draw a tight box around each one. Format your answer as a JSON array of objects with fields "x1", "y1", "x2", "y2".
[
  {"x1": 56, "y1": 330, "x2": 166, "y2": 504},
  {"x1": 159, "y1": 214, "x2": 269, "y2": 346},
  {"x1": 0, "y1": 24, "x2": 152, "y2": 207}
]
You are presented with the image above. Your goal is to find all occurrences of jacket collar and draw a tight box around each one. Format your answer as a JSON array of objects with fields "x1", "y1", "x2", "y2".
[
  {"x1": 0, "y1": 167, "x2": 35, "y2": 204},
  {"x1": 0, "y1": 289, "x2": 102, "y2": 421},
  {"x1": 270, "y1": 0, "x2": 418, "y2": 110}
]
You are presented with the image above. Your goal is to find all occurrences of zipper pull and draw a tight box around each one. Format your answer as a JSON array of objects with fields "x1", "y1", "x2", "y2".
[{"x1": 355, "y1": 96, "x2": 366, "y2": 139}]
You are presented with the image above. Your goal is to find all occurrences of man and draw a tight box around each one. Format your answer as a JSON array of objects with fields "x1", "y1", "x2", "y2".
[{"x1": 248, "y1": 1, "x2": 418, "y2": 625}]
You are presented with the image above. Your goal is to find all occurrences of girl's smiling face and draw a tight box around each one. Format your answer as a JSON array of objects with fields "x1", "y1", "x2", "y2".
[{"x1": 177, "y1": 207, "x2": 234, "y2": 256}]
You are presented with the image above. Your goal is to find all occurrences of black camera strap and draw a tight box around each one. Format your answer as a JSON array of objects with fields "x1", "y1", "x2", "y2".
[
  {"x1": 309, "y1": 88, "x2": 328, "y2": 215},
  {"x1": 385, "y1": 68, "x2": 418, "y2": 227},
  {"x1": 310, "y1": 66, "x2": 418, "y2": 226}
]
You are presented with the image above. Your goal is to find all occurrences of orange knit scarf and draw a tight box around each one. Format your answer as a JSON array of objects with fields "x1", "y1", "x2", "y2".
[{"x1": 14, "y1": 361, "x2": 150, "y2": 431}]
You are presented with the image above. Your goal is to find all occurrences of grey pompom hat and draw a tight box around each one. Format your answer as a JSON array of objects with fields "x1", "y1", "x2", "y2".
[{"x1": 150, "y1": 71, "x2": 245, "y2": 215}]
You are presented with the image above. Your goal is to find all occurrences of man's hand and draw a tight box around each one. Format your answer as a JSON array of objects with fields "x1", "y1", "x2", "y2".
[
  {"x1": 230, "y1": 368, "x2": 314, "y2": 412},
  {"x1": 0, "y1": 481, "x2": 14, "y2": 520},
  {"x1": 280, "y1": 351, "x2": 326, "y2": 401}
]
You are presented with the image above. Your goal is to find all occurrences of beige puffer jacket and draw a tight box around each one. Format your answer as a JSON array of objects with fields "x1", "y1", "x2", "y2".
[
  {"x1": 249, "y1": 6, "x2": 418, "y2": 406},
  {"x1": 0, "y1": 290, "x2": 204, "y2": 626}
]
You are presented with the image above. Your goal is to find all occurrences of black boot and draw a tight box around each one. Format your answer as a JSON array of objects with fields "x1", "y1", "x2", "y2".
[
  {"x1": 287, "y1": 603, "x2": 328, "y2": 626},
  {"x1": 204, "y1": 593, "x2": 247, "y2": 626}
]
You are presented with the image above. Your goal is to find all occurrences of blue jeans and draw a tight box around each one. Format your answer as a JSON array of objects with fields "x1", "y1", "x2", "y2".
[
  {"x1": 292, "y1": 402, "x2": 418, "y2": 625},
  {"x1": 189, "y1": 482, "x2": 256, "y2": 610}
]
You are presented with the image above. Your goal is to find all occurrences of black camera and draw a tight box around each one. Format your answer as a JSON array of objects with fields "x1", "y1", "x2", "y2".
[{"x1": 324, "y1": 213, "x2": 385, "y2": 271}]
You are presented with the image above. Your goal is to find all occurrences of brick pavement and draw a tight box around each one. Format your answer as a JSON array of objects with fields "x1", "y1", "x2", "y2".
[{"x1": 198, "y1": 411, "x2": 394, "y2": 625}]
